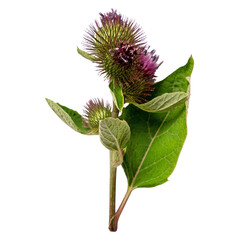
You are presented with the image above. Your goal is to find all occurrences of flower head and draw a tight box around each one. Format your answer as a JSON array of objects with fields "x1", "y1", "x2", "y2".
[
  {"x1": 84, "y1": 9, "x2": 162, "y2": 103},
  {"x1": 83, "y1": 98, "x2": 111, "y2": 132}
]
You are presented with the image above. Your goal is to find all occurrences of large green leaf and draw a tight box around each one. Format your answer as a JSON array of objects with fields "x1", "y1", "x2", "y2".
[
  {"x1": 77, "y1": 47, "x2": 98, "y2": 62},
  {"x1": 121, "y1": 56, "x2": 194, "y2": 189},
  {"x1": 109, "y1": 81, "x2": 124, "y2": 111},
  {"x1": 133, "y1": 92, "x2": 189, "y2": 113},
  {"x1": 46, "y1": 98, "x2": 96, "y2": 135},
  {"x1": 153, "y1": 56, "x2": 193, "y2": 97}
]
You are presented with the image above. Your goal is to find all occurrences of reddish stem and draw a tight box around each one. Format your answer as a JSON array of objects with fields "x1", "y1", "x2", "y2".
[{"x1": 115, "y1": 187, "x2": 133, "y2": 227}]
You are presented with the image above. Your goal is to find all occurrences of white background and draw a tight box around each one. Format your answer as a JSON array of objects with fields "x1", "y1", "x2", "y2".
[{"x1": 1, "y1": 0, "x2": 240, "y2": 239}]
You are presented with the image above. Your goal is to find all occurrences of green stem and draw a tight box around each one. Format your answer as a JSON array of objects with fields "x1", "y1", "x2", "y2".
[
  {"x1": 111, "y1": 102, "x2": 119, "y2": 118},
  {"x1": 108, "y1": 102, "x2": 119, "y2": 232},
  {"x1": 109, "y1": 159, "x2": 117, "y2": 231}
]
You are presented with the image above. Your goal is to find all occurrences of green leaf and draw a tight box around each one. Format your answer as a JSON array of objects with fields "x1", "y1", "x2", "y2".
[
  {"x1": 133, "y1": 92, "x2": 189, "y2": 113},
  {"x1": 99, "y1": 118, "x2": 130, "y2": 167},
  {"x1": 121, "y1": 56, "x2": 194, "y2": 189},
  {"x1": 99, "y1": 118, "x2": 130, "y2": 151},
  {"x1": 46, "y1": 98, "x2": 96, "y2": 135},
  {"x1": 77, "y1": 47, "x2": 97, "y2": 62},
  {"x1": 109, "y1": 81, "x2": 124, "y2": 111},
  {"x1": 153, "y1": 55, "x2": 194, "y2": 97}
]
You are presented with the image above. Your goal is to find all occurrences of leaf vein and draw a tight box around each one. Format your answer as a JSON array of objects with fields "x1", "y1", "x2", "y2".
[
  {"x1": 139, "y1": 150, "x2": 176, "y2": 172},
  {"x1": 130, "y1": 112, "x2": 170, "y2": 188},
  {"x1": 104, "y1": 121, "x2": 121, "y2": 152}
]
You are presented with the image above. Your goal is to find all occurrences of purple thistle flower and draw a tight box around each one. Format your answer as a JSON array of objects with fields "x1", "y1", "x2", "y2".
[
  {"x1": 99, "y1": 9, "x2": 122, "y2": 25},
  {"x1": 110, "y1": 42, "x2": 139, "y2": 65},
  {"x1": 84, "y1": 9, "x2": 162, "y2": 103},
  {"x1": 139, "y1": 47, "x2": 163, "y2": 77},
  {"x1": 83, "y1": 98, "x2": 111, "y2": 132}
]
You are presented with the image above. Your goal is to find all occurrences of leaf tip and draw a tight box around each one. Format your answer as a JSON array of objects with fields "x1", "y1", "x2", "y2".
[
  {"x1": 45, "y1": 98, "x2": 53, "y2": 105},
  {"x1": 189, "y1": 55, "x2": 194, "y2": 64},
  {"x1": 184, "y1": 55, "x2": 194, "y2": 77}
]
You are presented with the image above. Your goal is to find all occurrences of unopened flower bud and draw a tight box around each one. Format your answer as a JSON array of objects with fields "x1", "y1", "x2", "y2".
[{"x1": 83, "y1": 99, "x2": 111, "y2": 133}]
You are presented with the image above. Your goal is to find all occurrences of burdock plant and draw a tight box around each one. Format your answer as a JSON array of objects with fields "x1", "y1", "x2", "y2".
[{"x1": 46, "y1": 9, "x2": 194, "y2": 232}]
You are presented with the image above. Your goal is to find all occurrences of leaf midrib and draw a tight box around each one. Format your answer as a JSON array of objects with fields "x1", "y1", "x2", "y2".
[
  {"x1": 104, "y1": 121, "x2": 121, "y2": 153},
  {"x1": 129, "y1": 111, "x2": 170, "y2": 189}
]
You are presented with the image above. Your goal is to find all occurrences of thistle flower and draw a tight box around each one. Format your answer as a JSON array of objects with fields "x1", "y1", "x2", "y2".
[
  {"x1": 83, "y1": 98, "x2": 111, "y2": 132},
  {"x1": 84, "y1": 9, "x2": 162, "y2": 103}
]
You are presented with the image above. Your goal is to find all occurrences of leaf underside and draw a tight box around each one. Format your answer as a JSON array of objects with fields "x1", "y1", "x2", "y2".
[
  {"x1": 133, "y1": 92, "x2": 189, "y2": 113},
  {"x1": 46, "y1": 98, "x2": 95, "y2": 135},
  {"x1": 99, "y1": 118, "x2": 130, "y2": 151},
  {"x1": 99, "y1": 118, "x2": 130, "y2": 166},
  {"x1": 121, "y1": 56, "x2": 194, "y2": 189}
]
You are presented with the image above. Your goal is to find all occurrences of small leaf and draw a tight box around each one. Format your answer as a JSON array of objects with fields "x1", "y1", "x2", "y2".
[
  {"x1": 46, "y1": 98, "x2": 95, "y2": 135},
  {"x1": 99, "y1": 118, "x2": 130, "y2": 167},
  {"x1": 77, "y1": 47, "x2": 97, "y2": 62},
  {"x1": 121, "y1": 56, "x2": 194, "y2": 188},
  {"x1": 109, "y1": 81, "x2": 124, "y2": 111},
  {"x1": 99, "y1": 118, "x2": 130, "y2": 151},
  {"x1": 133, "y1": 92, "x2": 189, "y2": 113}
]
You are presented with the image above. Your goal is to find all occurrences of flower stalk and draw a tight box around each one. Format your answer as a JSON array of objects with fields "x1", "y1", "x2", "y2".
[
  {"x1": 108, "y1": 102, "x2": 119, "y2": 232},
  {"x1": 109, "y1": 157, "x2": 117, "y2": 231}
]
